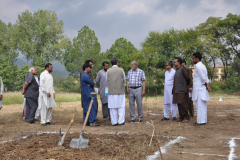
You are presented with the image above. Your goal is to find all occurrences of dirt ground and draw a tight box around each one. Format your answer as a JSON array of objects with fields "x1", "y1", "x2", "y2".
[{"x1": 0, "y1": 94, "x2": 240, "y2": 160}]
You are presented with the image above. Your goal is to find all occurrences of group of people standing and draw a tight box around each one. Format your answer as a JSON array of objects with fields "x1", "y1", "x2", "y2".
[
  {"x1": 22, "y1": 63, "x2": 57, "y2": 126},
  {"x1": 161, "y1": 52, "x2": 211, "y2": 126},
  {"x1": 81, "y1": 58, "x2": 146, "y2": 126}
]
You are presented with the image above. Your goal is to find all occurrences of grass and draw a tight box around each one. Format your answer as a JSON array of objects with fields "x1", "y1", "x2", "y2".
[{"x1": 2, "y1": 92, "x2": 81, "y2": 105}]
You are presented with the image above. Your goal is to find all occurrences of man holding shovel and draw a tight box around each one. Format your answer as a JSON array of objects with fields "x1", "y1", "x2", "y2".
[{"x1": 81, "y1": 63, "x2": 99, "y2": 126}]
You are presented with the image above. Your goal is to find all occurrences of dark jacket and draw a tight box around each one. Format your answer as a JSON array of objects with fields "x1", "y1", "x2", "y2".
[{"x1": 174, "y1": 66, "x2": 190, "y2": 94}]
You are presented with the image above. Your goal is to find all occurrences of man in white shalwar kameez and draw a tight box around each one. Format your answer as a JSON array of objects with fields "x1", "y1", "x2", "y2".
[
  {"x1": 0, "y1": 76, "x2": 3, "y2": 110},
  {"x1": 39, "y1": 63, "x2": 57, "y2": 126},
  {"x1": 107, "y1": 58, "x2": 126, "y2": 126},
  {"x1": 192, "y1": 52, "x2": 211, "y2": 126},
  {"x1": 161, "y1": 61, "x2": 178, "y2": 121}
]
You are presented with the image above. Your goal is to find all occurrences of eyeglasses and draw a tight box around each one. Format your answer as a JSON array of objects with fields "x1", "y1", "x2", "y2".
[
  {"x1": 173, "y1": 61, "x2": 178, "y2": 63},
  {"x1": 165, "y1": 65, "x2": 169, "y2": 66}
]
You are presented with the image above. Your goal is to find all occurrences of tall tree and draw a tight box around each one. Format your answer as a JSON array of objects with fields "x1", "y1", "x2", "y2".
[
  {"x1": 106, "y1": 37, "x2": 137, "y2": 72},
  {"x1": 0, "y1": 20, "x2": 18, "y2": 88},
  {"x1": 16, "y1": 9, "x2": 69, "y2": 67},
  {"x1": 63, "y1": 26, "x2": 101, "y2": 78}
]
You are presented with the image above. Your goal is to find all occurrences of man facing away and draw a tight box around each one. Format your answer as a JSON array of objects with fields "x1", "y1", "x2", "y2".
[
  {"x1": 182, "y1": 60, "x2": 194, "y2": 118},
  {"x1": 81, "y1": 63, "x2": 99, "y2": 126},
  {"x1": 126, "y1": 61, "x2": 146, "y2": 122},
  {"x1": 96, "y1": 61, "x2": 110, "y2": 119},
  {"x1": 192, "y1": 52, "x2": 211, "y2": 126},
  {"x1": 0, "y1": 76, "x2": 3, "y2": 111},
  {"x1": 173, "y1": 57, "x2": 190, "y2": 123},
  {"x1": 107, "y1": 58, "x2": 126, "y2": 126},
  {"x1": 22, "y1": 67, "x2": 39, "y2": 124},
  {"x1": 39, "y1": 63, "x2": 56, "y2": 126},
  {"x1": 161, "y1": 61, "x2": 178, "y2": 121}
]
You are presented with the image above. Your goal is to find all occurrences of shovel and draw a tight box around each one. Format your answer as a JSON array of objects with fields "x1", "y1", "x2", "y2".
[
  {"x1": 70, "y1": 92, "x2": 97, "y2": 149},
  {"x1": 58, "y1": 113, "x2": 76, "y2": 146}
]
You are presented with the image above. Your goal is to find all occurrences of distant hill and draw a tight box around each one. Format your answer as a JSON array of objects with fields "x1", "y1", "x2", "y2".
[{"x1": 15, "y1": 58, "x2": 69, "y2": 77}]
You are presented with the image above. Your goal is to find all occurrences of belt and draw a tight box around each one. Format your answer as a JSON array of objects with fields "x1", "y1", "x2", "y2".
[{"x1": 129, "y1": 86, "x2": 142, "y2": 89}]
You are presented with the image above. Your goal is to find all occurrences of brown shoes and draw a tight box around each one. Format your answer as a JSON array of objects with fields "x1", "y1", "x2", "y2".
[
  {"x1": 182, "y1": 119, "x2": 189, "y2": 123},
  {"x1": 176, "y1": 119, "x2": 183, "y2": 122}
]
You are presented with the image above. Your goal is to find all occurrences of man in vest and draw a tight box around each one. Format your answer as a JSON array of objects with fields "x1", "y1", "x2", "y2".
[
  {"x1": 182, "y1": 60, "x2": 194, "y2": 118},
  {"x1": 173, "y1": 57, "x2": 190, "y2": 123},
  {"x1": 192, "y1": 52, "x2": 211, "y2": 126},
  {"x1": 107, "y1": 58, "x2": 126, "y2": 126}
]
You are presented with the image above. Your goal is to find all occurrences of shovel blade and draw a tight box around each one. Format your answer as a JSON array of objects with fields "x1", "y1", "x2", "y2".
[{"x1": 70, "y1": 138, "x2": 89, "y2": 149}]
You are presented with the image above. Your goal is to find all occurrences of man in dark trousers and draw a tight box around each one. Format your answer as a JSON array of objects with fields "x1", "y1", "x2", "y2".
[
  {"x1": 22, "y1": 67, "x2": 39, "y2": 124},
  {"x1": 173, "y1": 57, "x2": 190, "y2": 123},
  {"x1": 182, "y1": 60, "x2": 194, "y2": 118}
]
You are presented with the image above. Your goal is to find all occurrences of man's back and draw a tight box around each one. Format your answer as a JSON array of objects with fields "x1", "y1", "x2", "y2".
[{"x1": 108, "y1": 66, "x2": 125, "y2": 95}]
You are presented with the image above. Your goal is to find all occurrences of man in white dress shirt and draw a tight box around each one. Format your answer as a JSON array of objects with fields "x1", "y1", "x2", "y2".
[
  {"x1": 39, "y1": 63, "x2": 57, "y2": 126},
  {"x1": 161, "y1": 61, "x2": 178, "y2": 121},
  {"x1": 192, "y1": 52, "x2": 211, "y2": 126},
  {"x1": 0, "y1": 76, "x2": 3, "y2": 110},
  {"x1": 107, "y1": 58, "x2": 126, "y2": 126}
]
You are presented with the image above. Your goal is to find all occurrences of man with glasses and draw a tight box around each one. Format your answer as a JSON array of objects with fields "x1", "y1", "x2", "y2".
[
  {"x1": 127, "y1": 60, "x2": 146, "y2": 122},
  {"x1": 161, "y1": 61, "x2": 177, "y2": 121},
  {"x1": 173, "y1": 57, "x2": 190, "y2": 123}
]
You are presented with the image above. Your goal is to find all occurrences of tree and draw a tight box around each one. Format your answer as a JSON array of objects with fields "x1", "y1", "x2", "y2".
[
  {"x1": 218, "y1": 13, "x2": 240, "y2": 59},
  {"x1": 0, "y1": 20, "x2": 18, "y2": 89},
  {"x1": 106, "y1": 37, "x2": 138, "y2": 72},
  {"x1": 63, "y1": 26, "x2": 101, "y2": 78},
  {"x1": 14, "y1": 65, "x2": 30, "y2": 90},
  {"x1": 16, "y1": 9, "x2": 69, "y2": 67}
]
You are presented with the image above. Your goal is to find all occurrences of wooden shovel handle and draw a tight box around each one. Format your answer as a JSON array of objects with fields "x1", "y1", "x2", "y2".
[
  {"x1": 61, "y1": 113, "x2": 76, "y2": 140},
  {"x1": 82, "y1": 97, "x2": 94, "y2": 131}
]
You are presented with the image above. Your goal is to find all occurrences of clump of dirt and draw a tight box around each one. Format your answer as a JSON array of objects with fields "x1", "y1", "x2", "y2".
[{"x1": 0, "y1": 133, "x2": 168, "y2": 160}]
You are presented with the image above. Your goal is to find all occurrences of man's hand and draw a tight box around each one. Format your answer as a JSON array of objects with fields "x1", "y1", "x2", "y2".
[
  {"x1": 141, "y1": 90, "x2": 145, "y2": 97},
  {"x1": 189, "y1": 88, "x2": 193, "y2": 92},
  {"x1": 206, "y1": 86, "x2": 211, "y2": 92},
  {"x1": 47, "y1": 93, "x2": 51, "y2": 98},
  {"x1": 88, "y1": 84, "x2": 91, "y2": 86},
  {"x1": 127, "y1": 87, "x2": 130, "y2": 93},
  {"x1": 21, "y1": 90, "x2": 25, "y2": 95},
  {"x1": 53, "y1": 93, "x2": 55, "y2": 99},
  {"x1": 0, "y1": 95, "x2": 3, "y2": 100}
]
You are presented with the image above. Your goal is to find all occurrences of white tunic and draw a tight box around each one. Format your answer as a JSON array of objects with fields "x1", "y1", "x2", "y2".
[
  {"x1": 0, "y1": 76, "x2": 3, "y2": 109},
  {"x1": 192, "y1": 62, "x2": 210, "y2": 101},
  {"x1": 164, "y1": 68, "x2": 175, "y2": 104},
  {"x1": 39, "y1": 70, "x2": 56, "y2": 109}
]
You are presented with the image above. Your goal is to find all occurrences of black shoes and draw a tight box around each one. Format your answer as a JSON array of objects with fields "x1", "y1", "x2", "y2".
[
  {"x1": 193, "y1": 122, "x2": 206, "y2": 126},
  {"x1": 25, "y1": 119, "x2": 35, "y2": 124},
  {"x1": 41, "y1": 123, "x2": 47, "y2": 126},
  {"x1": 119, "y1": 122, "x2": 125, "y2": 125},
  {"x1": 172, "y1": 117, "x2": 177, "y2": 121},
  {"x1": 46, "y1": 122, "x2": 55, "y2": 125},
  {"x1": 139, "y1": 119, "x2": 143, "y2": 122},
  {"x1": 90, "y1": 123, "x2": 100, "y2": 127},
  {"x1": 161, "y1": 117, "x2": 170, "y2": 121},
  {"x1": 129, "y1": 119, "x2": 136, "y2": 123}
]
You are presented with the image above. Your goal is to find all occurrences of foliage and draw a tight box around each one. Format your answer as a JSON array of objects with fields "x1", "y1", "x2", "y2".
[
  {"x1": 14, "y1": 65, "x2": 30, "y2": 90},
  {"x1": 60, "y1": 76, "x2": 80, "y2": 92},
  {"x1": 16, "y1": 9, "x2": 69, "y2": 67},
  {"x1": 63, "y1": 26, "x2": 101, "y2": 78}
]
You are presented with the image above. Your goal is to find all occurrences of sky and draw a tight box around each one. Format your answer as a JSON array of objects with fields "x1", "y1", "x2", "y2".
[{"x1": 0, "y1": 0, "x2": 240, "y2": 53}]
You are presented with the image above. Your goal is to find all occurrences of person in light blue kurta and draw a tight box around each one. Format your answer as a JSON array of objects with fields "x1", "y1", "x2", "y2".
[{"x1": 81, "y1": 63, "x2": 99, "y2": 126}]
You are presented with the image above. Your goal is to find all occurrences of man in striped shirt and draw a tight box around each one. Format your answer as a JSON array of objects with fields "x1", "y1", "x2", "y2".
[{"x1": 126, "y1": 61, "x2": 146, "y2": 122}]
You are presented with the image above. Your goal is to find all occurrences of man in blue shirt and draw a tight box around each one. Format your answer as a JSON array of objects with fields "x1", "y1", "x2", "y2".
[{"x1": 81, "y1": 63, "x2": 99, "y2": 126}]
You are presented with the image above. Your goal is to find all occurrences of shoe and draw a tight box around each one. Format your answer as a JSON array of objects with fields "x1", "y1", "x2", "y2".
[
  {"x1": 113, "y1": 124, "x2": 118, "y2": 126},
  {"x1": 86, "y1": 122, "x2": 90, "y2": 126},
  {"x1": 41, "y1": 123, "x2": 47, "y2": 126},
  {"x1": 182, "y1": 119, "x2": 189, "y2": 123},
  {"x1": 25, "y1": 119, "x2": 35, "y2": 124},
  {"x1": 129, "y1": 120, "x2": 136, "y2": 123},
  {"x1": 193, "y1": 122, "x2": 206, "y2": 126},
  {"x1": 172, "y1": 117, "x2": 177, "y2": 121},
  {"x1": 176, "y1": 119, "x2": 183, "y2": 122},
  {"x1": 46, "y1": 122, "x2": 55, "y2": 125},
  {"x1": 119, "y1": 122, "x2": 125, "y2": 125},
  {"x1": 139, "y1": 119, "x2": 143, "y2": 122},
  {"x1": 90, "y1": 123, "x2": 100, "y2": 127},
  {"x1": 161, "y1": 117, "x2": 169, "y2": 121},
  {"x1": 103, "y1": 116, "x2": 108, "y2": 118}
]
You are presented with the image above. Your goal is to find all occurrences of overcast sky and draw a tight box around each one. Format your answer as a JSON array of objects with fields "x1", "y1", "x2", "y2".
[{"x1": 1, "y1": 0, "x2": 240, "y2": 52}]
